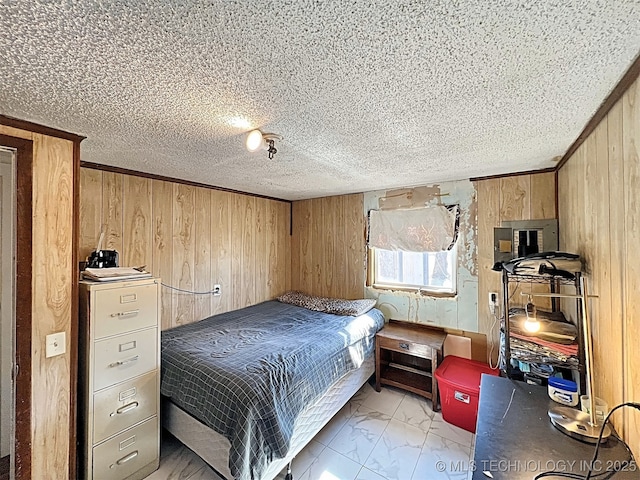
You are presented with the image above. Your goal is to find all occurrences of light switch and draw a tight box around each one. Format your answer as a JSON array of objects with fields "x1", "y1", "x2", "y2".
[{"x1": 46, "y1": 332, "x2": 66, "y2": 358}]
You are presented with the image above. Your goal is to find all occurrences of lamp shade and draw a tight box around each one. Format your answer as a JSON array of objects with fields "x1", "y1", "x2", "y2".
[{"x1": 246, "y1": 130, "x2": 264, "y2": 152}]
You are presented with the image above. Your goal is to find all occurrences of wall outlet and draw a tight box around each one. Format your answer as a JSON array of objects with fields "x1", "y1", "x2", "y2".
[
  {"x1": 45, "y1": 332, "x2": 66, "y2": 358},
  {"x1": 488, "y1": 292, "x2": 498, "y2": 315},
  {"x1": 213, "y1": 284, "x2": 221, "y2": 296}
]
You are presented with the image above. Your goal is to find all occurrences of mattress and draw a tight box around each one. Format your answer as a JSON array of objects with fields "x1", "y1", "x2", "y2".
[
  {"x1": 163, "y1": 356, "x2": 375, "y2": 480},
  {"x1": 160, "y1": 300, "x2": 384, "y2": 480}
]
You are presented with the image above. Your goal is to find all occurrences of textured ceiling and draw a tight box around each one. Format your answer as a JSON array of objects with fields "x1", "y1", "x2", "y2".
[{"x1": 1, "y1": 1, "x2": 639, "y2": 200}]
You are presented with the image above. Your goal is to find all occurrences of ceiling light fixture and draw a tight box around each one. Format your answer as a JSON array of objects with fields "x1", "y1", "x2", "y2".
[{"x1": 245, "y1": 129, "x2": 282, "y2": 160}]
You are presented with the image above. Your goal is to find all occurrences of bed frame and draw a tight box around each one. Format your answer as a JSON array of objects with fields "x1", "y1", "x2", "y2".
[{"x1": 162, "y1": 356, "x2": 375, "y2": 480}]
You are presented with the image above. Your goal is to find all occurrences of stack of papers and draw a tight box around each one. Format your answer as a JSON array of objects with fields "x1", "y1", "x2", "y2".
[{"x1": 82, "y1": 267, "x2": 152, "y2": 282}]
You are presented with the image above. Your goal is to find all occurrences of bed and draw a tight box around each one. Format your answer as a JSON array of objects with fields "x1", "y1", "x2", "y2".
[{"x1": 160, "y1": 297, "x2": 385, "y2": 480}]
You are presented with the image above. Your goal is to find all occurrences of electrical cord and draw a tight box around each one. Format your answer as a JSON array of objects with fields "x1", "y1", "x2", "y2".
[
  {"x1": 584, "y1": 403, "x2": 640, "y2": 480},
  {"x1": 532, "y1": 402, "x2": 640, "y2": 480},
  {"x1": 160, "y1": 283, "x2": 218, "y2": 295},
  {"x1": 488, "y1": 307, "x2": 500, "y2": 370}
]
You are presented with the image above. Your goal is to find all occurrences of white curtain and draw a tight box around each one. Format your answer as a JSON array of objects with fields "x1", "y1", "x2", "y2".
[{"x1": 368, "y1": 205, "x2": 458, "y2": 253}]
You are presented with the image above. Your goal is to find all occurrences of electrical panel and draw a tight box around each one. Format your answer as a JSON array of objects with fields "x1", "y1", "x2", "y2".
[{"x1": 493, "y1": 219, "x2": 558, "y2": 264}]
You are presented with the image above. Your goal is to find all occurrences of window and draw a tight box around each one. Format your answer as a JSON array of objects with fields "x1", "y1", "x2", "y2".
[
  {"x1": 367, "y1": 205, "x2": 459, "y2": 294},
  {"x1": 371, "y1": 244, "x2": 457, "y2": 293}
]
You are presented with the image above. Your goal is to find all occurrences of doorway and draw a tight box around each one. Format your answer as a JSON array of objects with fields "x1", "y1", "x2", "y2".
[
  {"x1": 0, "y1": 133, "x2": 32, "y2": 480},
  {"x1": 0, "y1": 147, "x2": 15, "y2": 480}
]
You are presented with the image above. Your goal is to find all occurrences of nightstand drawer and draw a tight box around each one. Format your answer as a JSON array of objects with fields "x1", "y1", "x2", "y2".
[
  {"x1": 93, "y1": 371, "x2": 158, "y2": 444},
  {"x1": 94, "y1": 283, "x2": 158, "y2": 339},
  {"x1": 377, "y1": 335, "x2": 432, "y2": 358},
  {"x1": 94, "y1": 329, "x2": 157, "y2": 391},
  {"x1": 93, "y1": 416, "x2": 158, "y2": 480}
]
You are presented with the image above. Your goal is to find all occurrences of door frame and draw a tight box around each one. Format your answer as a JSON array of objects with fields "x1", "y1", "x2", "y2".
[{"x1": 0, "y1": 134, "x2": 32, "y2": 480}]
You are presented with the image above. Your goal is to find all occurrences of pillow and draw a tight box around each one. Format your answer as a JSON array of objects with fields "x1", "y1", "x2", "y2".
[{"x1": 277, "y1": 291, "x2": 377, "y2": 316}]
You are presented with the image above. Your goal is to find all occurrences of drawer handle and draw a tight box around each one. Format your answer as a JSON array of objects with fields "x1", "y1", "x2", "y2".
[
  {"x1": 110, "y1": 309, "x2": 140, "y2": 318},
  {"x1": 110, "y1": 401, "x2": 139, "y2": 417},
  {"x1": 109, "y1": 355, "x2": 139, "y2": 368},
  {"x1": 110, "y1": 450, "x2": 138, "y2": 468},
  {"x1": 399, "y1": 342, "x2": 410, "y2": 351}
]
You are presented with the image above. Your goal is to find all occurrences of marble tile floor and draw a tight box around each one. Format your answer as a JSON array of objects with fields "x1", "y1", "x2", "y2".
[{"x1": 146, "y1": 382, "x2": 475, "y2": 480}]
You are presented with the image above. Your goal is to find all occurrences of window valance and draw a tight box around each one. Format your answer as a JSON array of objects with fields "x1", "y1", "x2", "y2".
[{"x1": 368, "y1": 205, "x2": 459, "y2": 253}]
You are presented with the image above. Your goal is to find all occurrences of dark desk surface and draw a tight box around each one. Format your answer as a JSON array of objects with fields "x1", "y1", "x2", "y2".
[{"x1": 472, "y1": 375, "x2": 637, "y2": 479}]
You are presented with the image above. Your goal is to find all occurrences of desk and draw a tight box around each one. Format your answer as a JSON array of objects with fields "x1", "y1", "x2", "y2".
[{"x1": 472, "y1": 376, "x2": 637, "y2": 479}]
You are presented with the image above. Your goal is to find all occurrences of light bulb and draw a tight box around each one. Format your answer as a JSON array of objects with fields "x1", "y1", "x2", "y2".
[
  {"x1": 246, "y1": 130, "x2": 264, "y2": 152},
  {"x1": 524, "y1": 319, "x2": 541, "y2": 333},
  {"x1": 524, "y1": 298, "x2": 539, "y2": 333}
]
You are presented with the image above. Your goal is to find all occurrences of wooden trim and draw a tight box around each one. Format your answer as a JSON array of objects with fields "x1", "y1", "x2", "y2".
[
  {"x1": 470, "y1": 167, "x2": 556, "y2": 182},
  {"x1": 0, "y1": 115, "x2": 85, "y2": 143},
  {"x1": 69, "y1": 139, "x2": 82, "y2": 480},
  {"x1": 557, "y1": 51, "x2": 640, "y2": 171},
  {"x1": 80, "y1": 161, "x2": 292, "y2": 204},
  {"x1": 0, "y1": 134, "x2": 33, "y2": 480}
]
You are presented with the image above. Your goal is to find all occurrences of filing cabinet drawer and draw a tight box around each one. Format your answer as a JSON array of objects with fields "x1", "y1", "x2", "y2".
[
  {"x1": 94, "y1": 282, "x2": 158, "y2": 339},
  {"x1": 93, "y1": 416, "x2": 159, "y2": 480},
  {"x1": 93, "y1": 371, "x2": 158, "y2": 444},
  {"x1": 94, "y1": 329, "x2": 157, "y2": 391}
]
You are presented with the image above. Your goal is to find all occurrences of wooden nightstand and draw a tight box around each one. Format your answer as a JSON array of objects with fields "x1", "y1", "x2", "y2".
[{"x1": 375, "y1": 320, "x2": 447, "y2": 411}]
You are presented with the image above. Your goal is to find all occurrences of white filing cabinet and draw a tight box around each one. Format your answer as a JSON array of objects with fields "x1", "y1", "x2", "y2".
[{"x1": 79, "y1": 278, "x2": 160, "y2": 480}]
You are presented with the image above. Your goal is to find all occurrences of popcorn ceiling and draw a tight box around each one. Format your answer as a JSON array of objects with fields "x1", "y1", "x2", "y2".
[{"x1": 1, "y1": 1, "x2": 639, "y2": 200}]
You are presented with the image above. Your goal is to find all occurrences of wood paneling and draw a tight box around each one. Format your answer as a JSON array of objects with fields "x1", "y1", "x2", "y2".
[
  {"x1": 31, "y1": 134, "x2": 75, "y2": 478},
  {"x1": 152, "y1": 180, "x2": 173, "y2": 330},
  {"x1": 622, "y1": 77, "x2": 640, "y2": 452},
  {"x1": 499, "y1": 176, "x2": 530, "y2": 221},
  {"x1": 475, "y1": 172, "x2": 557, "y2": 361},
  {"x1": 291, "y1": 194, "x2": 365, "y2": 300},
  {"x1": 558, "y1": 76, "x2": 640, "y2": 460},
  {"x1": 475, "y1": 179, "x2": 501, "y2": 361},
  {"x1": 102, "y1": 171, "x2": 123, "y2": 253},
  {"x1": 80, "y1": 169, "x2": 291, "y2": 330},
  {"x1": 194, "y1": 187, "x2": 211, "y2": 321},
  {"x1": 172, "y1": 184, "x2": 195, "y2": 327},
  {"x1": 210, "y1": 190, "x2": 232, "y2": 315},
  {"x1": 123, "y1": 175, "x2": 152, "y2": 269},
  {"x1": 78, "y1": 168, "x2": 102, "y2": 261}
]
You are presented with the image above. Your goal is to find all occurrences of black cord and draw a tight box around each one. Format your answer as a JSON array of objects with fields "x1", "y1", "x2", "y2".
[
  {"x1": 533, "y1": 402, "x2": 640, "y2": 480},
  {"x1": 584, "y1": 402, "x2": 640, "y2": 480}
]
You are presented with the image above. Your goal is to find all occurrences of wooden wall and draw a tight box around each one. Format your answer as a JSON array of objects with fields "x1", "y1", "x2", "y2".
[
  {"x1": 0, "y1": 125, "x2": 76, "y2": 479},
  {"x1": 475, "y1": 171, "x2": 557, "y2": 360},
  {"x1": 558, "y1": 76, "x2": 639, "y2": 458},
  {"x1": 79, "y1": 168, "x2": 291, "y2": 329},
  {"x1": 291, "y1": 194, "x2": 365, "y2": 300}
]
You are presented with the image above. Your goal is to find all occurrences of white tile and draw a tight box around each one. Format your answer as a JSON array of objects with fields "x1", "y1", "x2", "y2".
[
  {"x1": 328, "y1": 406, "x2": 391, "y2": 464},
  {"x1": 315, "y1": 400, "x2": 359, "y2": 446},
  {"x1": 363, "y1": 418, "x2": 426, "y2": 480},
  {"x1": 412, "y1": 432, "x2": 471, "y2": 480},
  {"x1": 298, "y1": 447, "x2": 362, "y2": 480},
  {"x1": 360, "y1": 385, "x2": 404, "y2": 416},
  {"x1": 276, "y1": 440, "x2": 326, "y2": 479},
  {"x1": 355, "y1": 467, "x2": 388, "y2": 480},
  {"x1": 393, "y1": 393, "x2": 434, "y2": 430},
  {"x1": 428, "y1": 412, "x2": 473, "y2": 447},
  {"x1": 351, "y1": 381, "x2": 377, "y2": 405},
  {"x1": 146, "y1": 444, "x2": 224, "y2": 480}
]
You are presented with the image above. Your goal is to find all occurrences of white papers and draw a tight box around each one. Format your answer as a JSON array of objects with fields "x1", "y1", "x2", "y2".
[{"x1": 82, "y1": 267, "x2": 152, "y2": 282}]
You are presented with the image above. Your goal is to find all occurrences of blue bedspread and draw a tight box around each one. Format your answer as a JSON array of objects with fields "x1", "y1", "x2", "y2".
[{"x1": 160, "y1": 300, "x2": 385, "y2": 480}]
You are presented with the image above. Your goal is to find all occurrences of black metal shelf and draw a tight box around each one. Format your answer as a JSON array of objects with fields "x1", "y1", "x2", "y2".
[{"x1": 501, "y1": 270, "x2": 586, "y2": 392}]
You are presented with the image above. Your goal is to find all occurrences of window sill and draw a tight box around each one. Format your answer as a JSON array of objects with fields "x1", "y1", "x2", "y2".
[{"x1": 369, "y1": 284, "x2": 457, "y2": 298}]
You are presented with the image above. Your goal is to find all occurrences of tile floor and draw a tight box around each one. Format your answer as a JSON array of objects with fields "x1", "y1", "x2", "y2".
[{"x1": 146, "y1": 382, "x2": 475, "y2": 480}]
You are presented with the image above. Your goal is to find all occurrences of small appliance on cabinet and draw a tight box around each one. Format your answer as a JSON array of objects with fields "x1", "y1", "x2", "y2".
[{"x1": 78, "y1": 278, "x2": 160, "y2": 480}]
